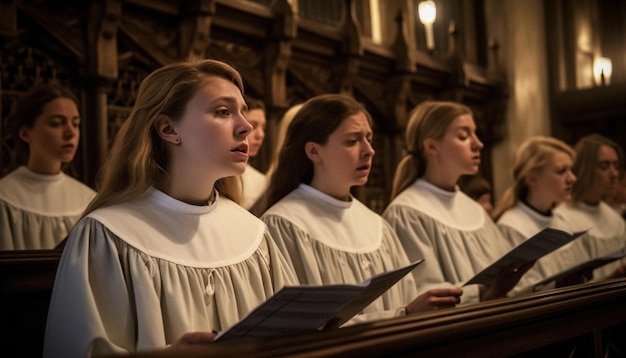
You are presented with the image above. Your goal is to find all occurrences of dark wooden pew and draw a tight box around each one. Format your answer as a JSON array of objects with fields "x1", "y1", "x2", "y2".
[
  {"x1": 3, "y1": 248, "x2": 625, "y2": 358},
  {"x1": 130, "y1": 278, "x2": 626, "y2": 358},
  {"x1": 0, "y1": 249, "x2": 61, "y2": 357}
]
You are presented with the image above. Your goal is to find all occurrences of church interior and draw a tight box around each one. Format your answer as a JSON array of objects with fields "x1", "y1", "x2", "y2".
[{"x1": 1, "y1": 0, "x2": 625, "y2": 356}]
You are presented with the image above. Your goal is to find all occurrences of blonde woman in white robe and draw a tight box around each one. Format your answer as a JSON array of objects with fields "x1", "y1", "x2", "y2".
[
  {"x1": 493, "y1": 136, "x2": 591, "y2": 292},
  {"x1": 258, "y1": 94, "x2": 462, "y2": 325},
  {"x1": 43, "y1": 60, "x2": 297, "y2": 358},
  {"x1": 0, "y1": 84, "x2": 95, "y2": 250},
  {"x1": 384, "y1": 100, "x2": 531, "y2": 305}
]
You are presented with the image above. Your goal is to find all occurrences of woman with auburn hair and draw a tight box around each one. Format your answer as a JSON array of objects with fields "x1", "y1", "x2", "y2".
[
  {"x1": 384, "y1": 100, "x2": 530, "y2": 304},
  {"x1": 0, "y1": 83, "x2": 95, "y2": 250},
  {"x1": 494, "y1": 136, "x2": 591, "y2": 292},
  {"x1": 556, "y1": 134, "x2": 626, "y2": 280},
  {"x1": 44, "y1": 59, "x2": 297, "y2": 357},
  {"x1": 259, "y1": 94, "x2": 462, "y2": 324}
]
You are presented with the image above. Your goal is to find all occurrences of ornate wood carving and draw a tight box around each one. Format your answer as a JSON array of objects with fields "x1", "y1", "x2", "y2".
[
  {"x1": 0, "y1": 0, "x2": 507, "y2": 206},
  {"x1": 180, "y1": 0, "x2": 214, "y2": 62}
]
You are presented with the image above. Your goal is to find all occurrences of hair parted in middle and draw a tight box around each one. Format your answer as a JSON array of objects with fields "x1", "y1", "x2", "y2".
[{"x1": 257, "y1": 93, "x2": 372, "y2": 215}]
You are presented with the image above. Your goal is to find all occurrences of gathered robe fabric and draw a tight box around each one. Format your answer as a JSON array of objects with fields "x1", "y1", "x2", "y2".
[
  {"x1": 43, "y1": 188, "x2": 297, "y2": 358},
  {"x1": 241, "y1": 164, "x2": 267, "y2": 210},
  {"x1": 261, "y1": 184, "x2": 416, "y2": 323},
  {"x1": 555, "y1": 201, "x2": 626, "y2": 280},
  {"x1": 0, "y1": 166, "x2": 96, "y2": 250},
  {"x1": 383, "y1": 179, "x2": 512, "y2": 305},
  {"x1": 497, "y1": 201, "x2": 590, "y2": 292}
]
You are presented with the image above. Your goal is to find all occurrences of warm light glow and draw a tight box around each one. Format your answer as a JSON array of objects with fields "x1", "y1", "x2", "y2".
[
  {"x1": 593, "y1": 57, "x2": 612, "y2": 86},
  {"x1": 418, "y1": 1, "x2": 436, "y2": 50},
  {"x1": 369, "y1": 0, "x2": 382, "y2": 44},
  {"x1": 418, "y1": 1, "x2": 436, "y2": 24}
]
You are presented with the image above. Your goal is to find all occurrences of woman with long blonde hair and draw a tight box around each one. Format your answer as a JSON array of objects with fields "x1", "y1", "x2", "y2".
[{"x1": 44, "y1": 59, "x2": 296, "y2": 357}]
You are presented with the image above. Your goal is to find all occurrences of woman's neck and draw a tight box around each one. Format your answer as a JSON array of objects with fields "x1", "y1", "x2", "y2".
[
  {"x1": 422, "y1": 171, "x2": 458, "y2": 192},
  {"x1": 27, "y1": 158, "x2": 62, "y2": 175},
  {"x1": 524, "y1": 192, "x2": 555, "y2": 214},
  {"x1": 522, "y1": 197, "x2": 553, "y2": 216}
]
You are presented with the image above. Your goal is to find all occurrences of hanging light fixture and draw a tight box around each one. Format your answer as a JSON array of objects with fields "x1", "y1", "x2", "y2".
[{"x1": 418, "y1": 0, "x2": 436, "y2": 51}]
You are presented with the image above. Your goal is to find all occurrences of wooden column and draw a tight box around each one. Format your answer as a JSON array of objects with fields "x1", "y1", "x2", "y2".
[{"x1": 84, "y1": 0, "x2": 120, "y2": 187}]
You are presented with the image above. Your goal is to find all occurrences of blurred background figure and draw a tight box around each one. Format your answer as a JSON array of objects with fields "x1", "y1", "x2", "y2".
[
  {"x1": 240, "y1": 94, "x2": 268, "y2": 210},
  {"x1": 606, "y1": 169, "x2": 626, "y2": 221},
  {"x1": 0, "y1": 83, "x2": 96, "y2": 250},
  {"x1": 556, "y1": 134, "x2": 626, "y2": 280}
]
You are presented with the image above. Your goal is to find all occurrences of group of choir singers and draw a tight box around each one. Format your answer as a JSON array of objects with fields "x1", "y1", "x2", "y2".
[{"x1": 0, "y1": 59, "x2": 624, "y2": 357}]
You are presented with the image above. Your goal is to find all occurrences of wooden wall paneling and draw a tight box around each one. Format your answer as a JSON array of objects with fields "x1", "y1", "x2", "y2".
[
  {"x1": 84, "y1": 0, "x2": 121, "y2": 187},
  {"x1": 0, "y1": 0, "x2": 17, "y2": 38},
  {"x1": 259, "y1": 0, "x2": 296, "y2": 171}
]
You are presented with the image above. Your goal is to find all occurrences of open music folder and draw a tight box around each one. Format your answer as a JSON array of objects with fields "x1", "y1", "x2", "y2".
[
  {"x1": 464, "y1": 228, "x2": 587, "y2": 287},
  {"x1": 215, "y1": 259, "x2": 424, "y2": 341},
  {"x1": 532, "y1": 247, "x2": 626, "y2": 291}
]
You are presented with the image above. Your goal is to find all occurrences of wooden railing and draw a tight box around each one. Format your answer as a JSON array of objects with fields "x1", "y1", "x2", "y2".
[
  {"x1": 135, "y1": 279, "x2": 626, "y2": 358},
  {"x1": 1, "y1": 249, "x2": 625, "y2": 357}
]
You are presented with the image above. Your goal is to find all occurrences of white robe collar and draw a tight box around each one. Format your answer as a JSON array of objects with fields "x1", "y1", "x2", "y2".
[
  {"x1": 0, "y1": 166, "x2": 95, "y2": 215},
  {"x1": 263, "y1": 184, "x2": 383, "y2": 252},
  {"x1": 87, "y1": 187, "x2": 265, "y2": 267},
  {"x1": 390, "y1": 179, "x2": 486, "y2": 230},
  {"x1": 556, "y1": 200, "x2": 625, "y2": 239}
]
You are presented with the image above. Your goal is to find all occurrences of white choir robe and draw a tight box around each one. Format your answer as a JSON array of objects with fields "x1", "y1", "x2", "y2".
[
  {"x1": 383, "y1": 179, "x2": 513, "y2": 305},
  {"x1": 43, "y1": 188, "x2": 297, "y2": 358},
  {"x1": 556, "y1": 200, "x2": 626, "y2": 280},
  {"x1": 262, "y1": 184, "x2": 417, "y2": 324},
  {"x1": 0, "y1": 166, "x2": 96, "y2": 250},
  {"x1": 241, "y1": 164, "x2": 267, "y2": 210},
  {"x1": 497, "y1": 201, "x2": 591, "y2": 293}
]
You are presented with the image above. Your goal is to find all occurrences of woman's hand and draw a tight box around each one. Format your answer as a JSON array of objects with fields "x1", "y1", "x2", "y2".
[
  {"x1": 606, "y1": 263, "x2": 626, "y2": 279},
  {"x1": 166, "y1": 331, "x2": 216, "y2": 352},
  {"x1": 406, "y1": 287, "x2": 463, "y2": 314},
  {"x1": 479, "y1": 260, "x2": 535, "y2": 301},
  {"x1": 555, "y1": 267, "x2": 594, "y2": 287}
]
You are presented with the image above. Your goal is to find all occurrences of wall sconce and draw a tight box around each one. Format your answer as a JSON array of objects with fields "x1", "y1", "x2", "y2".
[
  {"x1": 418, "y1": 0, "x2": 436, "y2": 51},
  {"x1": 593, "y1": 57, "x2": 612, "y2": 86}
]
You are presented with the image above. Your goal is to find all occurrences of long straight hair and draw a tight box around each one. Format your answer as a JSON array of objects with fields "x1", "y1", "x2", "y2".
[
  {"x1": 256, "y1": 94, "x2": 372, "y2": 215},
  {"x1": 390, "y1": 100, "x2": 472, "y2": 199},
  {"x1": 84, "y1": 59, "x2": 245, "y2": 216}
]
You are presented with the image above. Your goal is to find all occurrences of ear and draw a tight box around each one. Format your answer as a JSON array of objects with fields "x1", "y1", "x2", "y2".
[
  {"x1": 18, "y1": 127, "x2": 31, "y2": 144},
  {"x1": 154, "y1": 114, "x2": 180, "y2": 145},
  {"x1": 525, "y1": 171, "x2": 539, "y2": 187},
  {"x1": 422, "y1": 138, "x2": 438, "y2": 158},
  {"x1": 305, "y1": 142, "x2": 322, "y2": 163}
]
